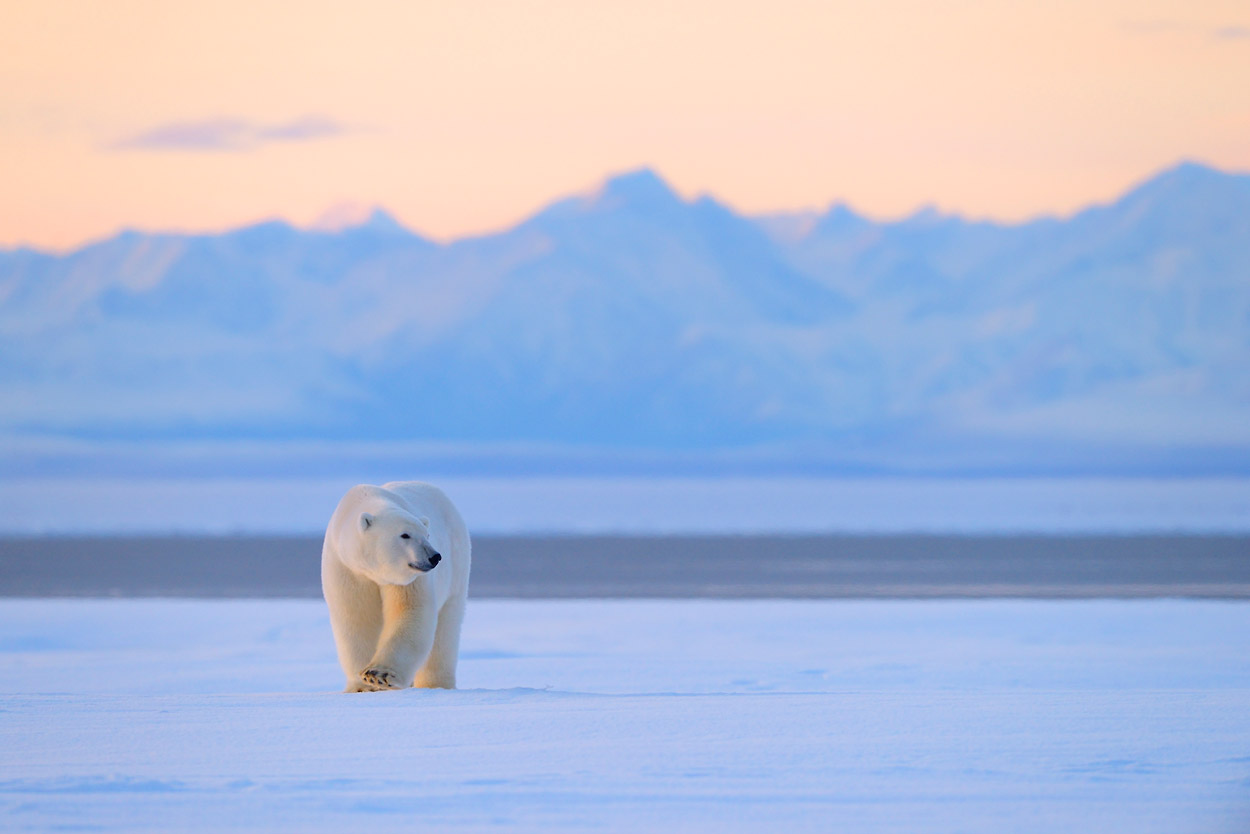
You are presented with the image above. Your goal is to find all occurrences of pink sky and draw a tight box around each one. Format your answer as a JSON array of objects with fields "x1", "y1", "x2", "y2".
[{"x1": 1, "y1": 0, "x2": 1248, "y2": 250}]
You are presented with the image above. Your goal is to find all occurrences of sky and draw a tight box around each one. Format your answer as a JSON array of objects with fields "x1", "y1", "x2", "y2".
[{"x1": 1, "y1": 0, "x2": 1248, "y2": 251}]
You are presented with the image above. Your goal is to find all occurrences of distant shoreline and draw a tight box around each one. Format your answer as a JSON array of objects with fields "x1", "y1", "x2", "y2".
[
  {"x1": 4, "y1": 477, "x2": 1249, "y2": 537},
  {"x1": 3, "y1": 534, "x2": 1248, "y2": 599}
]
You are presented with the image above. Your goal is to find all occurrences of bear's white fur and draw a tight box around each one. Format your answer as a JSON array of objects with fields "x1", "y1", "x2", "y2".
[{"x1": 321, "y1": 481, "x2": 471, "y2": 692}]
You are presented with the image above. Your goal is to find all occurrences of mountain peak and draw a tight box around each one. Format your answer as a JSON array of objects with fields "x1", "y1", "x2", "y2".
[
  {"x1": 228, "y1": 218, "x2": 298, "y2": 242},
  {"x1": 899, "y1": 204, "x2": 952, "y2": 227},
  {"x1": 358, "y1": 208, "x2": 409, "y2": 235},
  {"x1": 311, "y1": 203, "x2": 410, "y2": 235},
  {"x1": 1162, "y1": 159, "x2": 1224, "y2": 179},
  {"x1": 812, "y1": 202, "x2": 869, "y2": 235},
  {"x1": 1125, "y1": 160, "x2": 1243, "y2": 198},
  {"x1": 597, "y1": 168, "x2": 681, "y2": 207}
]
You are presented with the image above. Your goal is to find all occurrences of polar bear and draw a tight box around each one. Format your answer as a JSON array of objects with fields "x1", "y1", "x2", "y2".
[{"x1": 321, "y1": 481, "x2": 471, "y2": 692}]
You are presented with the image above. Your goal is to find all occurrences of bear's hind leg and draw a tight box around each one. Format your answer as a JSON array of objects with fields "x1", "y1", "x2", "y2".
[{"x1": 414, "y1": 595, "x2": 466, "y2": 689}]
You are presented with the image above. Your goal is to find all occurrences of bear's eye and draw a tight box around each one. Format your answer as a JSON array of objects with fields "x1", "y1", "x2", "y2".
[{"x1": 400, "y1": 533, "x2": 410, "y2": 539}]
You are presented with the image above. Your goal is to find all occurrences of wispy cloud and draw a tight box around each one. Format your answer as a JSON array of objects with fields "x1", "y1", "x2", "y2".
[
  {"x1": 1212, "y1": 25, "x2": 1250, "y2": 40},
  {"x1": 256, "y1": 115, "x2": 345, "y2": 142},
  {"x1": 1122, "y1": 19, "x2": 1250, "y2": 42},
  {"x1": 106, "y1": 115, "x2": 352, "y2": 152}
]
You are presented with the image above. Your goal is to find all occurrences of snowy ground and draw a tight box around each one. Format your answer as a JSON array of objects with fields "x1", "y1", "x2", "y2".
[{"x1": 2, "y1": 598, "x2": 1249, "y2": 832}]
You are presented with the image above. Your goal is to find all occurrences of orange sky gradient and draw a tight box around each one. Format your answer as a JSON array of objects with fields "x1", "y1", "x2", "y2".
[{"x1": 1, "y1": 0, "x2": 1248, "y2": 250}]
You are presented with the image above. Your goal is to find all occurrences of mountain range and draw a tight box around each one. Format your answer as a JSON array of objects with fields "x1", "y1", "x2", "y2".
[{"x1": 2, "y1": 161, "x2": 1248, "y2": 476}]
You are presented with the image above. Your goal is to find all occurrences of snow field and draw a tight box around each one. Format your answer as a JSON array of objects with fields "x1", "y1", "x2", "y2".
[{"x1": 1, "y1": 598, "x2": 1248, "y2": 832}]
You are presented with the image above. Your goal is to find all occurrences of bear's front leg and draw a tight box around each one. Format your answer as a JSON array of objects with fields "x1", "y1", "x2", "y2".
[{"x1": 356, "y1": 583, "x2": 437, "y2": 692}]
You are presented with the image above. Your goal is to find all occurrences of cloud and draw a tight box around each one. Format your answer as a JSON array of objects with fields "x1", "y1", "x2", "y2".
[
  {"x1": 1121, "y1": 20, "x2": 1250, "y2": 43},
  {"x1": 1212, "y1": 25, "x2": 1250, "y2": 39},
  {"x1": 107, "y1": 116, "x2": 351, "y2": 152},
  {"x1": 255, "y1": 115, "x2": 345, "y2": 142}
]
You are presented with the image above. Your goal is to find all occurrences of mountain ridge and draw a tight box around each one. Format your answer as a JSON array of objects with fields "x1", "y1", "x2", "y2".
[{"x1": 1, "y1": 161, "x2": 1248, "y2": 475}]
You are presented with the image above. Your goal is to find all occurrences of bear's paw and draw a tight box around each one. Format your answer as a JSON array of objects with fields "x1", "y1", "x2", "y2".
[{"x1": 358, "y1": 667, "x2": 403, "y2": 691}]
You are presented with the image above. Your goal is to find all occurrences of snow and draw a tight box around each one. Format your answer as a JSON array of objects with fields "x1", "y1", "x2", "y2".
[
  {"x1": 2, "y1": 475, "x2": 1250, "y2": 535},
  {"x1": 2, "y1": 598, "x2": 1248, "y2": 831}
]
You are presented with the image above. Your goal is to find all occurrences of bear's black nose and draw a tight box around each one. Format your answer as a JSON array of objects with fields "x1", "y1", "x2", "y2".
[{"x1": 429, "y1": 552, "x2": 442, "y2": 566}]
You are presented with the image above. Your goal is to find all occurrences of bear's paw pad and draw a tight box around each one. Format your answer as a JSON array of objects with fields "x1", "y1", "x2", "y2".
[{"x1": 360, "y1": 667, "x2": 401, "y2": 690}]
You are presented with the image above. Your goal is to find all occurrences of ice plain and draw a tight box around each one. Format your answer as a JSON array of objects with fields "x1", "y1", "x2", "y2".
[{"x1": 2, "y1": 597, "x2": 1248, "y2": 832}]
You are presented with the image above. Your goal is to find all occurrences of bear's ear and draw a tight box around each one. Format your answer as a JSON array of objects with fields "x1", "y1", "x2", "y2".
[
  {"x1": 359, "y1": 512, "x2": 374, "y2": 532},
  {"x1": 419, "y1": 516, "x2": 430, "y2": 529}
]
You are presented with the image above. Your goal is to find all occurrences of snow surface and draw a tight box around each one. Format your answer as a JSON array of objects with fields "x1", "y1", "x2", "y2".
[
  {"x1": 2, "y1": 598, "x2": 1248, "y2": 832},
  {"x1": 3, "y1": 476, "x2": 1250, "y2": 535}
]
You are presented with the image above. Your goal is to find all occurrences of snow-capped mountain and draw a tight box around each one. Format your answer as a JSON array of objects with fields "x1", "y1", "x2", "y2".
[{"x1": 2, "y1": 162, "x2": 1247, "y2": 474}]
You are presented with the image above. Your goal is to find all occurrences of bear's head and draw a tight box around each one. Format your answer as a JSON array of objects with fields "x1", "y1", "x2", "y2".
[{"x1": 356, "y1": 510, "x2": 442, "y2": 585}]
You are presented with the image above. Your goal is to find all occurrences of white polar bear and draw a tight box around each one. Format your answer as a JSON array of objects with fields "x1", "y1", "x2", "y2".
[{"x1": 321, "y1": 481, "x2": 471, "y2": 692}]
